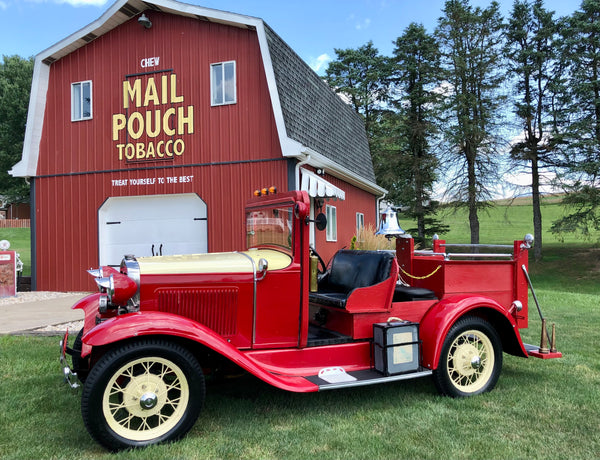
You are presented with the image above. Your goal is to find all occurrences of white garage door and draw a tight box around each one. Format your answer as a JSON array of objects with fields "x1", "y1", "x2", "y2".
[{"x1": 98, "y1": 193, "x2": 208, "y2": 267}]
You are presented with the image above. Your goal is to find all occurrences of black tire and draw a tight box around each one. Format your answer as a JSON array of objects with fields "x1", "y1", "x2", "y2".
[
  {"x1": 432, "y1": 316, "x2": 502, "y2": 397},
  {"x1": 81, "y1": 338, "x2": 205, "y2": 451}
]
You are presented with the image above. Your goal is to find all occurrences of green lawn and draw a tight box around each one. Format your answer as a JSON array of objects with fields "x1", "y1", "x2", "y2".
[
  {"x1": 399, "y1": 196, "x2": 600, "y2": 246},
  {"x1": 0, "y1": 284, "x2": 598, "y2": 459}
]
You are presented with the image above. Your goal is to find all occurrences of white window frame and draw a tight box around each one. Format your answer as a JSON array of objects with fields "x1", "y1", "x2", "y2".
[
  {"x1": 326, "y1": 205, "x2": 337, "y2": 242},
  {"x1": 71, "y1": 80, "x2": 92, "y2": 121},
  {"x1": 210, "y1": 61, "x2": 237, "y2": 106},
  {"x1": 356, "y1": 212, "x2": 364, "y2": 241}
]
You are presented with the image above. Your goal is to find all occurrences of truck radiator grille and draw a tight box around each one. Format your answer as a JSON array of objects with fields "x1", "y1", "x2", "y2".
[{"x1": 157, "y1": 288, "x2": 238, "y2": 336}]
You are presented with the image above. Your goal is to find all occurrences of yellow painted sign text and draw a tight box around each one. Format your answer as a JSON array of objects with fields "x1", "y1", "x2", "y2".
[{"x1": 112, "y1": 73, "x2": 194, "y2": 162}]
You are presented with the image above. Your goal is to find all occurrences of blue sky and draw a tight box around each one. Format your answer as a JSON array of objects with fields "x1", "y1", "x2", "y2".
[{"x1": 0, "y1": 0, "x2": 581, "y2": 75}]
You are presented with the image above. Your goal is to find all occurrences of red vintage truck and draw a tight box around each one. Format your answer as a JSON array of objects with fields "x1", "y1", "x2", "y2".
[{"x1": 60, "y1": 189, "x2": 561, "y2": 450}]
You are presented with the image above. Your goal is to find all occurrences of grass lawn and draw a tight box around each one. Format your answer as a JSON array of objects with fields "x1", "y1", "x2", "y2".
[
  {"x1": 399, "y1": 196, "x2": 600, "y2": 246},
  {"x1": 0, "y1": 283, "x2": 598, "y2": 460}
]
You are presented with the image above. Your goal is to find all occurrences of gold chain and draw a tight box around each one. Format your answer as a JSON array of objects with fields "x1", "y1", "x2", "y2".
[{"x1": 400, "y1": 265, "x2": 441, "y2": 280}]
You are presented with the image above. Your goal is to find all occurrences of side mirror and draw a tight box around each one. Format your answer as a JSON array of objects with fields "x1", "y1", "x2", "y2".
[
  {"x1": 301, "y1": 209, "x2": 327, "y2": 231},
  {"x1": 314, "y1": 213, "x2": 327, "y2": 231}
]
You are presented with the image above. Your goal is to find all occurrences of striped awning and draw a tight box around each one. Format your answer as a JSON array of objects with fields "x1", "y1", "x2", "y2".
[{"x1": 300, "y1": 168, "x2": 345, "y2": 200}]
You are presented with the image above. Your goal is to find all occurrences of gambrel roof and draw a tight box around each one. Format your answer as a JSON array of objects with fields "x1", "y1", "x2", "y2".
[
  {"x1": 264, "y1": 25, "x2": 376, "y2": 184},
  {"x1": 10, "y1": 0, "x2": 383, "y2": 195}
]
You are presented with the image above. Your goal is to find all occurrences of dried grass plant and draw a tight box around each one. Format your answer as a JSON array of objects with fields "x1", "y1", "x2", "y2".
[{"x1": 350, "y1": 224, "x2": 396, "y2": 251}]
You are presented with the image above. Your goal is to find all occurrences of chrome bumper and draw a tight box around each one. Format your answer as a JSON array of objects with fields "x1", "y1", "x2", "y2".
[{"x1": 59, "y1": 330, "x2": 80, "y2": 389}]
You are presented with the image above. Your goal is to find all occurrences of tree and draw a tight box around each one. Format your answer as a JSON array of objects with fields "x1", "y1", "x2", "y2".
[
  {"x1": 550, "y1": 0, "x2": 600, "y2": 239},
  {"x1": 505, "y1": 0, "x2": 561, "y2": 260},
  {"x1": 436, "y1": 0, "x2": 506, "y2": 244},
  {"x1": 390, "y1": 23, "x2": 447, "y2": 242},
  {"x1": 0, "y1": 55, "x2": 33, "y2": 204},
  {"x1": 324, "y1": 42, "x2": 391, "y2": 137}
]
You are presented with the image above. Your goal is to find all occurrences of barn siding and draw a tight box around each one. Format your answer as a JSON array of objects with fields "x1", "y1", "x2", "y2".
[
  {"x1": 34, "y1": 12, "x2": 290, "y2": 291},
  {"x1": 34, "y1": 159, "x2": 289, "y2": 291},
  {"x1": 29, "y1": 9, "x2": 381, "y2": 291},
  {"x1": 313, "y1": 174, "x2": 379, "y2": 266}
]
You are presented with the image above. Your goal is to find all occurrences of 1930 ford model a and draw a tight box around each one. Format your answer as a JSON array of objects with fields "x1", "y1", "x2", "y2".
[{"x1": 60, "y1": 189, "x2": 561, "y2": 450}]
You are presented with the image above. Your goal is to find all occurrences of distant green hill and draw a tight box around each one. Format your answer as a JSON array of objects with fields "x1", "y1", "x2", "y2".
[{"x1": 398, "y1": 195, "x2": 600, "y2": 246}]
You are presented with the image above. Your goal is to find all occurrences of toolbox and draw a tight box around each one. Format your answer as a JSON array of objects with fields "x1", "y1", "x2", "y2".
[{"x1": 373, "y1": 321, "x2": 420, "y2": 376}]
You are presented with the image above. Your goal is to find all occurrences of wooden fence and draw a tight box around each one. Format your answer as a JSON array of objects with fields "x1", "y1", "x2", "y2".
[{"x1": 0, "y1": 219, "x2": 30, "y2": 228}]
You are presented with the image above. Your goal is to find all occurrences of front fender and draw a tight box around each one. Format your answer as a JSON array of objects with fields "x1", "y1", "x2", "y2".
[
  {"x1": 72, "y1": 293, "x2": 105, "y2": 358},
  {"x1": 82, "y1": 311, "x2": 319, "y2": 393},
  {"x1": 72, "y1": 293, "x2": 101, "y2": 323},
  {"x1": 420, "y1": 295, "x2": 527, "y2": 370}
]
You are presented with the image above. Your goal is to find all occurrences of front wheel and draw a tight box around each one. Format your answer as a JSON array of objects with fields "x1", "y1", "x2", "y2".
[
  {"x1": 433, "y1": 316, "x2": 502, "y2": 397},
  {"x1": 81, "y1": 339, "x2": 205, "y2": 451}
]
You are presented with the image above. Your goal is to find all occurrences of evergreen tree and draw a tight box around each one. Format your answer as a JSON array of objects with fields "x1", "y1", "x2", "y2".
[
  {"x1": 551, "y1": 0, "x2": 600, "y2": 238},
  {"x1": 0, "y1": 55, "x2": 33, "y2": 205},
  {"x1": 324, "y1": 42, "x2": 391, "y2": 140},
  {"x1": 505, "y1": 0, "x2": 561, "y2": 260},
  {"x1": 436, "y1": 0, "x2": 506, "y2": 244},
  {"x1": 390, "y1": 23, "x2": 447, "y2": 242}
]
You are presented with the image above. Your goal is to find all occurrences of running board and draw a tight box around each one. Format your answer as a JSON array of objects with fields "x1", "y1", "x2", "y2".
[
  {"x1": 305, "y1": 367, "x2": 433, "y2": 391},
  {"x1": 524, "y1": 343, "x2": 562, "y2": 359}
]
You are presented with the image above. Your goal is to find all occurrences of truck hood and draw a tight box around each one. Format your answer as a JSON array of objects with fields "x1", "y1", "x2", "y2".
[{"x1": 135, "y1": 249, "x2": 293, "y2": 275}]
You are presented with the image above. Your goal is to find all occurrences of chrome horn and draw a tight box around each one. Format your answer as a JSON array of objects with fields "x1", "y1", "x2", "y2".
[{"x1": 375, "y1": 206, "x2": 405, "y2": 238}]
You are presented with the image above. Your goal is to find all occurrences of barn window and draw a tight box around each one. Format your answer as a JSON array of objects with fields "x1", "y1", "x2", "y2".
[
  {"x1": 326, "y1": 205, "x2": 337, "y2": 242},
  {"x1": 211, "y1": 61, "x2": 236, "y2": 106},
  {"x1": 356, "y1": 212, "x2": 364, "y2": 241},
  {"x1": 71, "y1": 80, "x2": 92, "y2": 121}
]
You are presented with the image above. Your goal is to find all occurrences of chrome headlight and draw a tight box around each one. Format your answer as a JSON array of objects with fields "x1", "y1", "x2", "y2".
[{"x1": 87, "y1": 258, "x2": 140, "y2": 310}]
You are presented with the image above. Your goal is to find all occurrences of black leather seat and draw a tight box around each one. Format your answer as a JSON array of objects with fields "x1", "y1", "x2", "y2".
[
  {"x1": 393, "y1": 285, "x2": 437, "y2": 302},
  {"x1": 309, "y1": 250, "x2": 395, "y2": 309}
]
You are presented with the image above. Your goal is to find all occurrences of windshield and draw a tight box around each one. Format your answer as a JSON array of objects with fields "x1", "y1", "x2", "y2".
[{"x1": 246, "y1": 206, "x2": 293, "y2": 253}]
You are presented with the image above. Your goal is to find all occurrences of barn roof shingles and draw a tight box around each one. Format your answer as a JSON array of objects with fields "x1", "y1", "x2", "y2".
[{"x1": 264, "y1": 24, "x2": 376, "y2": 184}]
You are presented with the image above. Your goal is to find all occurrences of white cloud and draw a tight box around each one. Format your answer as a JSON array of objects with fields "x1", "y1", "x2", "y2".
[
  {"x1": 22, "y1": 0, "x2": 108, "y2": 5},
  {"x1": 58, "y1": 0, "x2": 109, "y2": 6},
  {"x1": 346, "y1": 13, "x2": 371, "y2": 31},
  {"x1": 309, "y1": 53, "x2": 331, "y2": 74},
  {"x1": 355, "y1": 18, "x2": 371, "y2": 30},
  {"x1": 0, "y1": 1, "x2": 8, "y2": 10}
]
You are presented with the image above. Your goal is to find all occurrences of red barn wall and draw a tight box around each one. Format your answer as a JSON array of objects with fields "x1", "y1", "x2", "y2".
[
  {"x1": 314, "y1": 174, "x2": 378, "y2": 267},
  {"x1": 34, "y1": 12, "x2": 287, "y2": 291},
  {"x1": 31, "y1": 10, "x2": 381, "y2": 291}
]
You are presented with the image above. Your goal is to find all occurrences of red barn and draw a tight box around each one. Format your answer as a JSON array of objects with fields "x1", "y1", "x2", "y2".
[{"x1": 10, "y1": 0, "x2": 385, "y2": 292}]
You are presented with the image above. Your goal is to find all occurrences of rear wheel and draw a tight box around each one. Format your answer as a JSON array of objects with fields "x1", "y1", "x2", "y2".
[
  {"x1": 81, "y1": 339, "x2": 204, "y2": 451},
  {"x1": 433, "y1": 316, "x2": 502, "y2": 397}
]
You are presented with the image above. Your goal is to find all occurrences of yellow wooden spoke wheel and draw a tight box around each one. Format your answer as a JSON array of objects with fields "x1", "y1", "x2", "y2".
[
  {"x1": 103, "y1": 356, "x2": 190, "y2": 441},
  {"x1": 433, "y1": 316, "x2": 502, "y2": 397},
  {"x1": 445, "y1": 329, "x2": 495, "y2": 393},
  {"x1": 82, "y1": 339, "x2": 204, "y2": 450}
]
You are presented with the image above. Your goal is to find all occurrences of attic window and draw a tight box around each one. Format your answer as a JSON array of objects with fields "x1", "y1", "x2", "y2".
[
  {"x1": 211, "y1": 61, "x2": 236, "y2": 106},
  {"x1": 71, "y1": 80, "x2": 92, "y2": 121}
]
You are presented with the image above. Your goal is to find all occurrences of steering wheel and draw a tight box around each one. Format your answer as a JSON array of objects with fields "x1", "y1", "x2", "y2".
[{"x1": 309, "y1": 246, "x2": 327, "y2": 275}]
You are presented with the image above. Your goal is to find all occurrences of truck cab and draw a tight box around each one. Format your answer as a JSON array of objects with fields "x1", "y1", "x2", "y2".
[{"x1": 60, "y1": 189, "x2": 561, "y2": 451}]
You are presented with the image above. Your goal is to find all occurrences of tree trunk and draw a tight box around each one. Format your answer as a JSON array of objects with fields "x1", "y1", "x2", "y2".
[
  {"x1": 414, "y1": 153, "x2": 426, "y2": 240},
  {"x1": 531, "y1": 155, "x2": 543, "y2": 261},
  {"x1": 467, "y1": 153, "x2": 479, "y2": 244}
]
